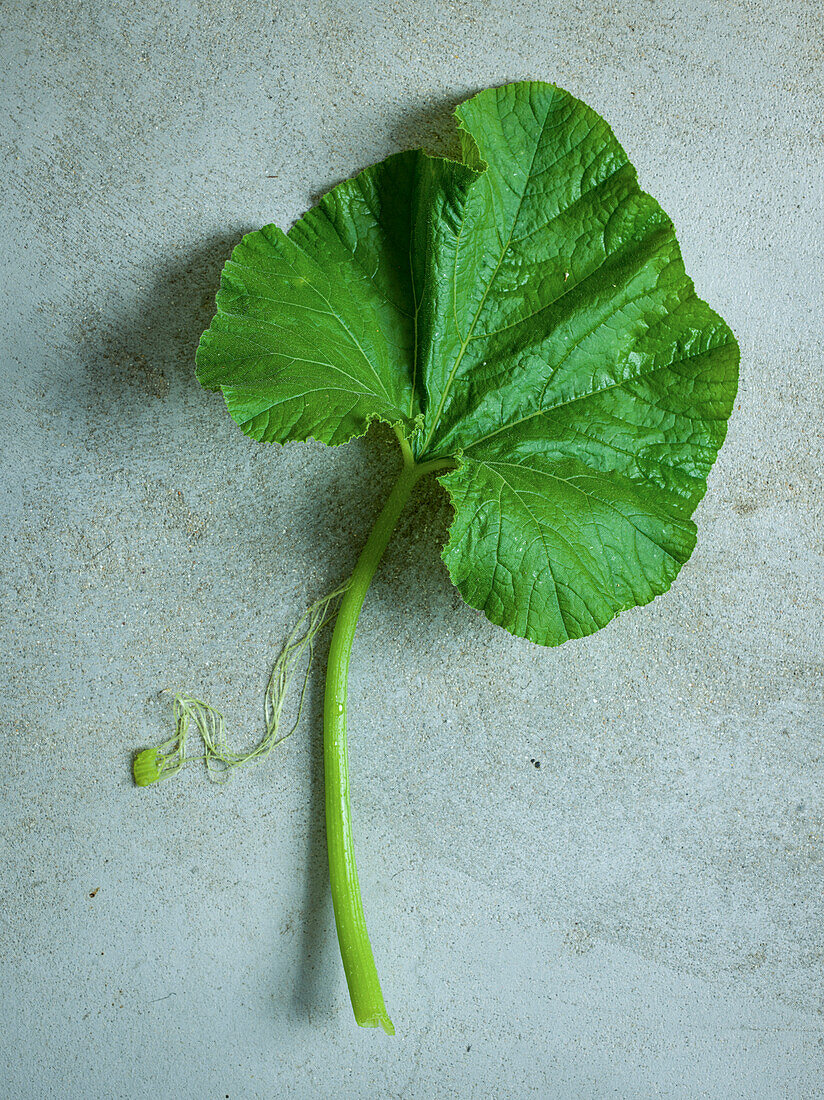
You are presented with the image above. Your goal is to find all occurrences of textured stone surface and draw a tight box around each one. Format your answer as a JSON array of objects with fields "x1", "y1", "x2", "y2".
[{"x1": 2, "y1": 1, "x2": 823, "y2": 1096}]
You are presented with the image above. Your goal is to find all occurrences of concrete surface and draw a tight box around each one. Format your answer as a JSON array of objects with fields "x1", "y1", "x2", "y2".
[{"x1": 2, "y1": 1, "x2": 823, "y2": 1097}]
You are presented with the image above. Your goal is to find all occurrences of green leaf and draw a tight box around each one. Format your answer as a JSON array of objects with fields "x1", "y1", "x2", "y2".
[
  {"x1": 196, "y1": 150, "x2": 476, "y2": 445},
  {"x1": 197, "y1": 81, "x2": 739, "y2": 646}
]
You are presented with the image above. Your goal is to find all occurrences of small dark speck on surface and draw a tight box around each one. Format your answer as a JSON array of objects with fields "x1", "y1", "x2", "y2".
[
  {"x1": 530, "y1": 758, "x2": 541, "y2": 769},
  {"x1": 88, "y1": 888, "x2": 100, "y2": 898}
]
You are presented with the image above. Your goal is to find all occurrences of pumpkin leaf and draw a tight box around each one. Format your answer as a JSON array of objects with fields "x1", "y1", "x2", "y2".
[{"x1": 196, "y1": 81, "x2": 738, "y2": 646}]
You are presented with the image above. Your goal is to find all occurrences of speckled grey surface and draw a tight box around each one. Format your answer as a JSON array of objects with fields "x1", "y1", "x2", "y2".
[{"x1": 2, "y1": 1, "x2": 823, "y2": 1097}]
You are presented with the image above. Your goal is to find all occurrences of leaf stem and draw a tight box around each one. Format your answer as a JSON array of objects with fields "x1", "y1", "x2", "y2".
[
  {"x1": 324, "y1": 448, "x2": 453, "y2": 1033},
  {"x1": 393, "y1": 424, "x2": 415, "y2": 468}
]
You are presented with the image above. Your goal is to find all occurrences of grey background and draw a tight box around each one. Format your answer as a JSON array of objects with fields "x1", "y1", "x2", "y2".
[{"x1": 2, "y1": 1, "x2": 822, "y2": 1097}]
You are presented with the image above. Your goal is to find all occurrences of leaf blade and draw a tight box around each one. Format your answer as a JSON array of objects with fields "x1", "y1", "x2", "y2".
[
  {"x1": 197, "y1": 80, "x2": 739, "y2": 647},
  {"x1": 421, "y1": 82, "x2": 738, "y2": 645},
  {"x1": 197, "y1": 153, "x2": 425, "y2": 445}
]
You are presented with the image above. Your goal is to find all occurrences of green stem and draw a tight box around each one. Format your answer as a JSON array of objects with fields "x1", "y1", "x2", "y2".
[{"x1": 324, "y1": 449, "x2": 453, "y2": 1033}]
